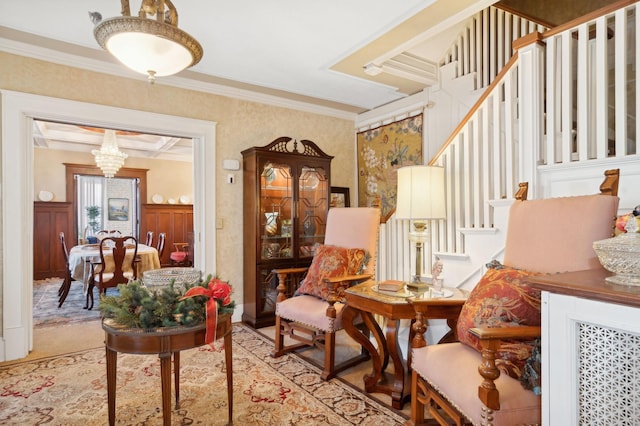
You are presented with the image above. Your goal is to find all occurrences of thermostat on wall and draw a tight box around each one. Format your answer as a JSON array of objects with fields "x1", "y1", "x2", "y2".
[{"x1": 222, "y1": 159, "x2": 240, "y2": 170}]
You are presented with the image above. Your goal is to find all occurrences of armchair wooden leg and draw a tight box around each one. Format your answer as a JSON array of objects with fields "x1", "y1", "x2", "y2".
[
  {"x1": 409, "y1": 369, "x2": 431, "y2": 426},
  {"x1": 271, "y1": 314, "x2": 285, "y2": 357},
  {"x1": 321, "y1": 331, "x2": 336, "y2": 381}
]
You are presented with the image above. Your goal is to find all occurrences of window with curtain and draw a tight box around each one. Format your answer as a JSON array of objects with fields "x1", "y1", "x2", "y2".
[{"x1": 76, "y1": 175, "x2": 139, "y2": 240}]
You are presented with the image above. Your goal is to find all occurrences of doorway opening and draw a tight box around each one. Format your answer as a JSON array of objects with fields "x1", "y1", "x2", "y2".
[
  {"x1": 32, "y1": 120, "x2": 195, "y2": 349},
  {"x1": 0, "y1": 90, "x2": 218, "y2": 362}
]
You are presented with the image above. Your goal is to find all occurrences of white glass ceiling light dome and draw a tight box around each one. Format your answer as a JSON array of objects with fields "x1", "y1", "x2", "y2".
[{"x1": 94, "y1": 0, "x2": 203, "y2": 83}]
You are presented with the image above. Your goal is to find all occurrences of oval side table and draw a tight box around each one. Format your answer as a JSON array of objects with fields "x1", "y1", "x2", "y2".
[{"x1": 102, "y1": 314, "x2": 233, "y2": 426}]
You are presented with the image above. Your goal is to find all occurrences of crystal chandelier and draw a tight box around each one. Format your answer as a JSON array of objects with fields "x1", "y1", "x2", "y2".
[
  {"x1": 92, "y1": 0, "x2": 203, "y2": 83},
  {"x1": 92, "y1": 129, "x2": 128, "y2": 178}
]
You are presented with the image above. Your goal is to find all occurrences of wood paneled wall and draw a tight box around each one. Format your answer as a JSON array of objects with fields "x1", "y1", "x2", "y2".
[
  {"x1": 141, "y1": 204, "x2": 194, "y2": 266},
  {"x1": 34, "y1": 201, "x2": 73, "y2": 280}
]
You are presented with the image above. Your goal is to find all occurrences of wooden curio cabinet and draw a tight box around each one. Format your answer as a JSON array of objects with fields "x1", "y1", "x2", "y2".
[{"x1": 242, "y1": 137, "x2": 333, "y2": 328}]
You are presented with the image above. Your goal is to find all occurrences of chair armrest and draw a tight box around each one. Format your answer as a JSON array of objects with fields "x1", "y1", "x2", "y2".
[
  {"x1": 272, "y1": 267, "x2": 310, "y2": 303},
  {"x1": 272, "y1": 267, "x2": 309, "y2": 275},
  {"x1": 469, "y1": 325, "x2": 541, "y2": 411},
  {"x1": 173, "y1": 242, "x2": 189, "y2": 252},
  {"x1": 469, "y1": 325, "x2": 541, "y2": 340}
]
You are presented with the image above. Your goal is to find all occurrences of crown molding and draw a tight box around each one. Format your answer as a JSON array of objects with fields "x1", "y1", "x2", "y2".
[{"x1": 0, "y1": 30, "x2": 359, "y2": 122}]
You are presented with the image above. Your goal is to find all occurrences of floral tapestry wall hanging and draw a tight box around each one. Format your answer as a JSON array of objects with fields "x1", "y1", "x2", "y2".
[{"x1": 357, "y1": 114, "x2": 423, "y2": 221}]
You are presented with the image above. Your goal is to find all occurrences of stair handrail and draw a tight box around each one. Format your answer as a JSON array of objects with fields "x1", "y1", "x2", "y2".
[
  {"x1": 542, "y1": 0, "x2": 637, "y2": 39},
  {"x1": 428, "y1": 53, "x2": 519, "y2": 167}
]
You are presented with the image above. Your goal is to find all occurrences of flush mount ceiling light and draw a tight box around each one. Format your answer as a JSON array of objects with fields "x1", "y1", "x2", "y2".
[{"x1": 93, "y1": 0, "x2": 203, "y2": 83}]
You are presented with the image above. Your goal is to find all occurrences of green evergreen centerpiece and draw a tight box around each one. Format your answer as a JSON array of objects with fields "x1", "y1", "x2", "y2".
[{"x1": 99, "y1": 274, "x2": 235, "y2": 332}]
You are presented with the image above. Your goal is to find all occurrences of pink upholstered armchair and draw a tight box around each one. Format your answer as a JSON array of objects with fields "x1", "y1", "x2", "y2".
[
  {"x1": 408, "y1": 169, "x2": 620, "y2": 425},
  {"x1": 271, "y1": 205, "x2": 381, "y2": 380}
]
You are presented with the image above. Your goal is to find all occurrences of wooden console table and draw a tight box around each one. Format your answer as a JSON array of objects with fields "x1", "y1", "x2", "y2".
[
  {"x1": 342, "y1": 281, "x2": 467, "y2": 409},
  {"x1": 527, "y1": 268, "x2": 640, "y2": 307},
  {"x1": 102, "y1": 314, "x2": 233, "y2": 426}
]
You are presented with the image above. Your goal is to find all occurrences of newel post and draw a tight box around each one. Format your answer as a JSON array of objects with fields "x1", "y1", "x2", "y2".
[{"x1": 514, "y1": 32, "x2": 545, "y2": 193}]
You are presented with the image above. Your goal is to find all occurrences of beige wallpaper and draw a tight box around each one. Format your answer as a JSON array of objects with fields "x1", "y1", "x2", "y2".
[{"x1": 1, "y1": 52, "x2": 356, "y2": 320}]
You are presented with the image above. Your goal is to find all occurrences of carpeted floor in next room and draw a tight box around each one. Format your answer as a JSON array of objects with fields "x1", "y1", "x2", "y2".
[{"x1": 0, "y1": 279, "x2": 412, "y2": 424}]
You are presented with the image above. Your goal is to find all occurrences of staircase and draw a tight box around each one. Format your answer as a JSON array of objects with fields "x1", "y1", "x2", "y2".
[{"x1": 375, "y1": 0, "x2": 640, "y2": 292}]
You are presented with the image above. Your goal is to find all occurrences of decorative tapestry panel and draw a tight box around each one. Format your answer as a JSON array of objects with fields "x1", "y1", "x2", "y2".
[{"x1": 357, "y1": 114, "x2": 423, "y2": 221}]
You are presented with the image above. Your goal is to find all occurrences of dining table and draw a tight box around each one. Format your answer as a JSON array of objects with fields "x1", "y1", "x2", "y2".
[{"x1": 68, "y1": 243, "x2": 161, "y2": 293}]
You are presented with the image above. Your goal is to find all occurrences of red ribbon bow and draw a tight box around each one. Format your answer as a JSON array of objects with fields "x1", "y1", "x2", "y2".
[{"x1": 180, "y1": 278, "x2": 232, "y2": 346}]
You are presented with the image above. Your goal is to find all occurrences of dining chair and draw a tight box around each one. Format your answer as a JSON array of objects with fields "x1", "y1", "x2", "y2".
[
  {"x1": 407, "y1": 169, "x2": 620, "y2": 425},
  {"x1": 85, "y1": 236, "x2": 138, "y2": 310},
  {"x1": 136, "y1": 231, "x2": 159, "y2": 274},
  {"x1": 57, "y1": 231, "x2": 75, "y2": 308},
  {"x1": 96, "y1": 230, "x2": 122, "y2": 241},
  {"x1": 156, "y1": 232, "x2": 166, "y2": 258},
  {"x1": 169, "y1": 242, "x2": 191, "y2": 266},
  {"x1": 271, "y1": 205, "x2": 381, "y2": 380}
]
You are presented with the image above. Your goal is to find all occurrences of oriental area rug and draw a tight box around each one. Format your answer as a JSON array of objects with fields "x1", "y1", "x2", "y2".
[
  {"x1": 0, "y1": 322, "x2": 407, "y2": 425},
  {"x1": 33, "y1": 278, "x2": 102, "y2": 328}
]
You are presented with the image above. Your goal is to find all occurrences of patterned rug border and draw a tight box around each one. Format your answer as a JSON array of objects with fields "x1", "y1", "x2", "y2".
[
  {"x1": 253, "y1": 327, "x2": 409, "y2": 420},
  {"x1": 0, "y1": 322, "x2": 407, "y2": 425},
  {"x1": 241, "y1": 323, "x2": 408, "y2": 422}
]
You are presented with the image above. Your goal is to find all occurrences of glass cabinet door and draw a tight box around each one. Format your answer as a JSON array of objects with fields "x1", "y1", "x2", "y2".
[
  {"x1": 260, "y1": 162, "x2": 293, "y2": 261},
  {"x1": 298, "y1": 166, "x2": 328, "y2": 259}
]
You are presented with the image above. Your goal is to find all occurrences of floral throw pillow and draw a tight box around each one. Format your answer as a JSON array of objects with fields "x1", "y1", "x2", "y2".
[
  {"x1": 296, "y1": 244, "x2": 368, "y2": 300},
  {"x1": 456, "y1": 264, "x2": 542, "y2": 381}
]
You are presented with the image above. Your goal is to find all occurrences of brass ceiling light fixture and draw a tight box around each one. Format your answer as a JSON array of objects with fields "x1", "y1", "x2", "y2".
[{"x1": 92, "y1": 0, "x2": 203, "y2": 83}]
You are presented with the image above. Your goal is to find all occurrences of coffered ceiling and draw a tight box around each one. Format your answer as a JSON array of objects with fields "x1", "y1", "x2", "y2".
[{"x1": 32, "y1": 120, "x2": 194, "y2": 162}]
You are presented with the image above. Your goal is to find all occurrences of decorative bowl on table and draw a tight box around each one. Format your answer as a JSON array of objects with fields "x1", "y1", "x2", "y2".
[
  {"x1": 142, "y1": 268, "x2": 201, "y2": 292},
  {"x1": 593, "y1": 215, "x2": 640, "y2": 286}
]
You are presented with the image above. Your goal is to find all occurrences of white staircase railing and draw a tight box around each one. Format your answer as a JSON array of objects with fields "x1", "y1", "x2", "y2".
[
  {"x1": 541, "y1": 1, "x2": 639, "y2": 166},
  {"x1": 440, "y1": 5, "x2": 547, "y2": 91},
  {"x1": 378, "y1": 57, "x2": 521, "y2": 284},
  {"x1": 378, "y1": 0, "x2": 640, "y2": 286}
]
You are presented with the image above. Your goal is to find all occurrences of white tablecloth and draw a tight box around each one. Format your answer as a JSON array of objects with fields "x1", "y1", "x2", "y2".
[{"x1": 69, "y1": 244, "x2": 161, "y2": 291}]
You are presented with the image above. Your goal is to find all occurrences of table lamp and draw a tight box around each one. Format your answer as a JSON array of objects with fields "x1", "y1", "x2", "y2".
[{"x1": 395, "y1": 165, "x2": 446, "y2": 285}]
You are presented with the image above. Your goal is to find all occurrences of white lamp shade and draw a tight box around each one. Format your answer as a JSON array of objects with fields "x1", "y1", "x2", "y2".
[{"x1": 395, "y1": 165, "x2": 445, "y2": 219}]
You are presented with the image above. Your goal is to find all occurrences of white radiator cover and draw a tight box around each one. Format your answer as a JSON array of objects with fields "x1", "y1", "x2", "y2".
[{"x1": 542, "y1": 292, "x2": 640, "y2": 425}]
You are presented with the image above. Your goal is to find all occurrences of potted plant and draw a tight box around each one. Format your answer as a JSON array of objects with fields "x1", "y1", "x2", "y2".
[{"x1": 85, "y1": 205, "x2": 101, "y2": 242}]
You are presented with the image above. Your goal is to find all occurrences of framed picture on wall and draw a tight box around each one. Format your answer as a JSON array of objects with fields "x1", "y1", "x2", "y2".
[
  {"x1": 330, "y1": 187, "x2": 350, "y2": 208},
  {"x1": 108, "y1": 198, "x2": 129, "y2": 221}
]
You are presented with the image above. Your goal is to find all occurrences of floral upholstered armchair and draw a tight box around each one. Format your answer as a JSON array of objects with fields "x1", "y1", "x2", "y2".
[{"x1": 271, "y1": 205, "x2": 381, "y2": 380}]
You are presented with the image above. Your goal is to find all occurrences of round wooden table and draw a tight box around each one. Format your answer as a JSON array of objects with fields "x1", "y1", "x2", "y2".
[{"x1": 102, "y1": 314, "x2": 233, "y2": 426}]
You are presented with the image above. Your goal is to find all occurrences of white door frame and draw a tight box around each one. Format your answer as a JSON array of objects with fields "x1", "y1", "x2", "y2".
[{"x1": 0, "y1": 90, "x2": 217, "y2": 361}]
